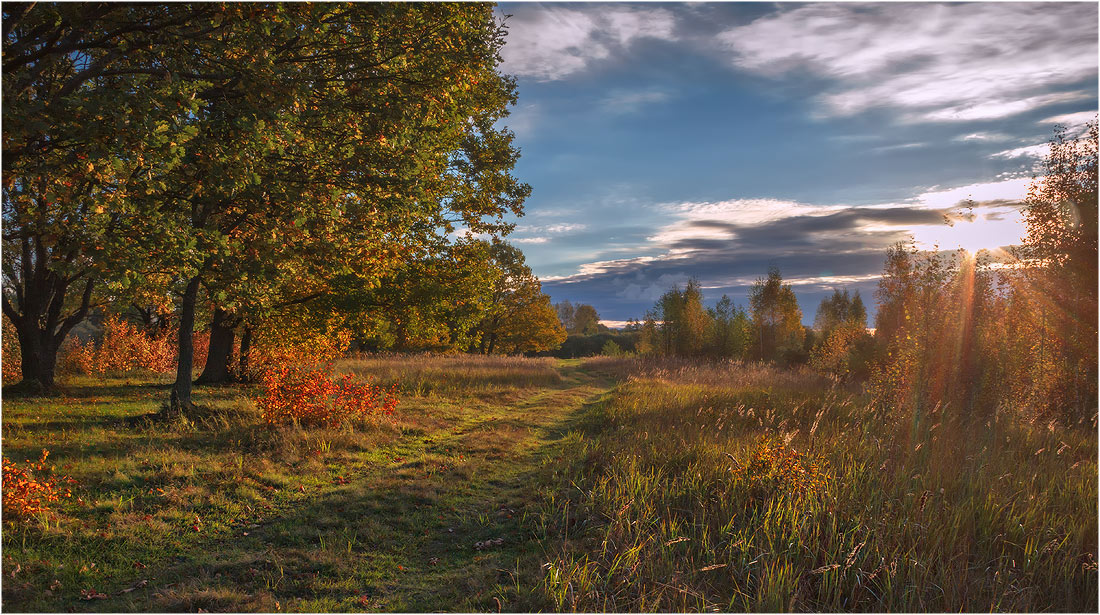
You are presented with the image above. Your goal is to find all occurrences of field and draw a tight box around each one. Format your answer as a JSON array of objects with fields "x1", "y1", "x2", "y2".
[{"x1": 2, "y1": 355, "x2": 1096, "y2": 612}]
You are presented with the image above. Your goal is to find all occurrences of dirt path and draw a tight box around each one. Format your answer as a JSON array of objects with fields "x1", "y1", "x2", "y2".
[{"x1": 146, "y1": 361, "x2": 615, "y2": 612}]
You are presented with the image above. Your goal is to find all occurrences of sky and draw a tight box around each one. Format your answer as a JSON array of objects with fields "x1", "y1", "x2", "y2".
[{"x1": 490, "y1": 2, "x2": 1098, "y2": 327}]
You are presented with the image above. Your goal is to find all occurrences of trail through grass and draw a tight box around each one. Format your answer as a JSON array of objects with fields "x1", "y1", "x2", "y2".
[{"x1": 2, "y1": 359, "x2": 614, "y2": 612}]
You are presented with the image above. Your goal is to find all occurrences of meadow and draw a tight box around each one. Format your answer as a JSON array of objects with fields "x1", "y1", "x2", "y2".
[{"x1": 2, "y1": 355, "x2": 1096, "y2": 612}]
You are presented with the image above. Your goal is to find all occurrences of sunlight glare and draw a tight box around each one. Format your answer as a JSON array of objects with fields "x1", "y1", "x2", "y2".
[{"x1": 908, "y1": 209, "x2": 1025, "y2": 254}]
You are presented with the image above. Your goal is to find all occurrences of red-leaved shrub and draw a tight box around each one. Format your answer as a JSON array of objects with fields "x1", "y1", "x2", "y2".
[
  {"x1": 2, "y1": 450, "x2": 74, "y2": 523},
  {"x1": 63, "y1": 315, "x2": 209, "y2": 376},
  {"x1": 254, "y1": 365, "x2": 398, "y2": 427}
]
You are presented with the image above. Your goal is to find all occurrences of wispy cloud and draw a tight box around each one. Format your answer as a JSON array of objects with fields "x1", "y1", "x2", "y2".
[
  {"x1": 1040, "y1": 110, "x2": 1097, "y2": 133},
  {"x1": 912, "y1": 177, "x2": 1031, "y2": 209},
  {"x1": 717, "y1": 3, "x2": 1097, "y2": 122},
  {"x1": 601, "y1": 87, "x2": 672, "y2": 114},
  {"x1": 990, "y1": 144, "x2": 1049, "y2": 160},
  {"x1": 954, "y1": 132, "x2": 1014, "y2": 143},
  {"x1": 500, "y1": 5, "x2": 677, "y2": 81},
  {"x1": 513, "y1": 236, "x2": 550, "y2": 245}
]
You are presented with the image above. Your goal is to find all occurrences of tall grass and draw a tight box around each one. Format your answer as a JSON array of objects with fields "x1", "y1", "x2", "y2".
[
  {"x1": 534, "y1": 358, "x2": 1098, "y2": 611},
  {"x1": 339, "y1": 352, "x2": 562, "y2": 396}
]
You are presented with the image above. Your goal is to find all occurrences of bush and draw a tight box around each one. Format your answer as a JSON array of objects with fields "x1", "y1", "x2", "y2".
[
  {"x1": 2, "y1": 317, "x2": 20, "y2": 384},
  {"x1": 254, "y1": 364, "x2": 398, "y2": 427},
  {"x1": 547, "y1": 332, "x2": 639, "y2": 358},
  {"x1": 62, "y1": 314, "x2": 209, "y2": 376},
  {"x1": 600, "y1": 340, "x2": 625, "y2": 357},
  {"x1": 2, "y1": 450, "x2": 74, "y2": 523}
]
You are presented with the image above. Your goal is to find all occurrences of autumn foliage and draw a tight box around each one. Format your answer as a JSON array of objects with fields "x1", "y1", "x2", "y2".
[
  {"x1": 733, "y1": 437, "x2": 827, "y2": 504},
  {"x1": 2, "y1": 317, "x2": 20, "y2": 383},
  {"x1": 2, "y1": 450, "x2": 74, "y2": 522},
  {"x1": 62, "y1": 315, "x2": 208, "y2": 377},
  {"x1": 254, "y1": 365, "x2": 398, "y2": 427}
]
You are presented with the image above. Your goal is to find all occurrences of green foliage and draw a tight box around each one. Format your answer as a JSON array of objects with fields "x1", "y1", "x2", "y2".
[
  {"x1": 809, "y1": 289, "x2": 871, "y2": 380},
  {"x1": 749, "y1": 267, "x2": 805, "y2": 363},
  {"x1": 471, "y1": 242, "x2": 566, "y2": 355},
  {"x1": 546, "y1": 332, "x2": 639, "y2": 359},
  {"x1": 2, "y1": 3, "x2": 532, "y2": 401},
  {"x1": 600, "y1": 340, "x2": 625, "y2": 357},
  {"x1": 572, "y1": 304, "x2": 601, "y2": 335},
  {"x1": 706, "y1": 295, "x2": 753, "y2": 359}
]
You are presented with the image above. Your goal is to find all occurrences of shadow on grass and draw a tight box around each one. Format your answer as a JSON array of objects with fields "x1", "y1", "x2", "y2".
[{"x1": 120, "y1": 376, "x2": 614, "y2": 612}]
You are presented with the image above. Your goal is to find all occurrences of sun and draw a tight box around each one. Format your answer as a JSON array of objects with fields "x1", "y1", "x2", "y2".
[{"x1": 908, "y1": 209, "x2": 1025, "y2": 255}]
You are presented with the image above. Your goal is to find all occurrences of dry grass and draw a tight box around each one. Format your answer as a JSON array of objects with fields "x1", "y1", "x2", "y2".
[
  {"x1": 339, "y1": 352, "x2": 562, "y2": 397},
  {"x1": 533, "y1": 356, "x2": 1098, "y2": 611}
]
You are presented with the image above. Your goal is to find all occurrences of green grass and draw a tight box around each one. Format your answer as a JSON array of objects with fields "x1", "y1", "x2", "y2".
[
  {"x1": 1, "y1": 358, "x2": 609, "y2": 612},
  {"x1": 531, "y1": 357, "x2": 1098, "y2": 611},
  {"x1": 3, "y1": 356, "x2": 1095, "y2": 611}
]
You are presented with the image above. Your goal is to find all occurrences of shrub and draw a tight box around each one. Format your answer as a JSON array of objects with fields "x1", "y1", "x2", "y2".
[
  {"x1": 254, "y1": 364, "x2": 398, "y2": 427},
  {"x1": 733, "y1": 436, "x2": 826, "y2": 505},
  {"x1": 62, "y1": 315, "x2": 209, "y2": 377},
  {"x1": 600, "y1": 340, "x2": 625, "y2": 357},
  {"x1": 2, "y1": 316, "x2": 20, "y2": 384},
  {"x1": 2, "y1": 450, "x2": 74, "y2": 523},
  {"x1": 245, "y1": 327, "x2": 352, "y2": 380}
]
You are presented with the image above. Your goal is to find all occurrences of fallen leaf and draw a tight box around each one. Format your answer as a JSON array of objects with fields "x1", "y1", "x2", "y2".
[
  {"x1": 80, "y1": 588, "x2": 109, "y2": 600},
  {"x1": 118, "y1": 579, "x2": 148, "y2": 594}
]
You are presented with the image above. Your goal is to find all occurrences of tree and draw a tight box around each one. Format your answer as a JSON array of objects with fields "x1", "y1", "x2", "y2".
[
  {"x1": 813, "y1": 289, "x2": 867, "y2": 335},
  {"x1": 2, "y1": 4, "x2": 210, "y2": 391},
  {"x1": 748, "y1": 267, "x2": 804, "y2": 363},
  {"x1": 555, "y1": 300, "x2": 576, "y2": 332},
  {"x1": 339, "y1": 239, "x2": 497, "y2": 353},
  {"x1": 1010, "y1": 120, "x2": 1098, "y2": 418},
  {"x1": 572, "y1": 304, "x2": 601, "y2": 335},
  {"x1": 472, "y1": 242, "x2": 565, "y2": 355},
  {"x1": 707, "y1": 295, "x2": 751, "y2": 359}
]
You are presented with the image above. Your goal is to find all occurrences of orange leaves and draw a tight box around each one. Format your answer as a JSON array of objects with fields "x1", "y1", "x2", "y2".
[
  {"x1": 253, "y1": 365, "x2": 398, "y2": 427},
  {"x1": 61, "y1": 315, "x2": 209, "y2": 377},
  {"x1": 2, "y1": 317, "x2": 20, "y2": 384},
  {"x1": 732, "y1": 437, "x2": 826, "y2": 503},
  {"x1": 2, "y1": 450, "x2": 74, "y2": 523}
]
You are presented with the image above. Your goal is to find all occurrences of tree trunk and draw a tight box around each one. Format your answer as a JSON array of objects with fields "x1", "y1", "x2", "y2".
[
  {"x1": 14, "y1": 326, "x2": 60, "y2": 393},
  {"x1": 195, "y1": 307, "x2": 235, "y2": 384},
  {"x1": 168, "y1": 276, "x2": 201, "y2": 417},
  {"x1": 3, "y1": 277, "x2": 93, "y2": 394},
  {"x1": 238, "y1": 325, "x2": 253, "y2": 382}
]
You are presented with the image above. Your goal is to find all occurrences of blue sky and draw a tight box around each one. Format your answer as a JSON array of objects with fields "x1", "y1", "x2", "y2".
[{"x1": 490, "y1": 2, "x2": 1098, "y2": 326}]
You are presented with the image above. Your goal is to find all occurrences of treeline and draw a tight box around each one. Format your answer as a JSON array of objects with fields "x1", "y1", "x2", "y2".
[
  {"x1": 631, "y1": 123, "x2": 1097, "y2": 424},
  {"x1": 1, "y1": 4, "x2": 562, "y2": 410},
  {"x1": 627, "y1": 272, "x2": 872, "y2": 377}
]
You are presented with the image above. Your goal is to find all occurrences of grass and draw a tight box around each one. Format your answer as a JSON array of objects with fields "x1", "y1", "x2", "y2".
[
  {"x1": 531, "y1": 357, "x2": 1098, "y2": 611},
  {"x1": 2, "y1": 355, "x2": 1095, "y2": 611},
  {"x1": 1, "y1": 357, "x2": 607, "y2": 612},
  {"x1": 339, "y1": 352, "x2": 562, "y2": 398}
]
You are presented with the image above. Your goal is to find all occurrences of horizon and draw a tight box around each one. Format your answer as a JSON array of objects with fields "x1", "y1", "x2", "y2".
[{"x1": 490, "y1": 2, "x2": 1098, "y2": 325}]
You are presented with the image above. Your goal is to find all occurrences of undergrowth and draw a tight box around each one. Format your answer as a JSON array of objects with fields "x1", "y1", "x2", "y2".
[{"x1": 532, "y1": 358, "x2": 1098, "y2": 611}]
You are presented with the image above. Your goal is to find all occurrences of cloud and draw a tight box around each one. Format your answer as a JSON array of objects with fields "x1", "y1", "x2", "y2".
[
  {"x1": 912, "y1": 177, "x2": 1031, "y2": 209},
  {"x1": 514, "y1": 222, "x2": 586, "y2": 236},
  {"x1": 601, "y1": 87, "x2": 672, "y2": 114},
  {"x1": 1040, "y1": 110, "x2": 1097, "y2": 134},
  {"x1": 954, "y1": 132, "x2": 1014, "y2": 143},
  {"x1": 648, "y1": 198, "x2": 847, "y2": 250},
  {"x1": 990, "y1": 144, "x2": 1049, "y2": 160},
  {"x1": 513, "y1": 236, "x2": 550, "y2": 244},
  {"x1": 543, "y1": 176, "x2": 1038, "y2": 319},
  {"x1": 500, "y1": 5, "x2": 677, "y2": 81},
  {"x1": 717, "y1": 3, "x2": 1097, "y2": 122}
]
